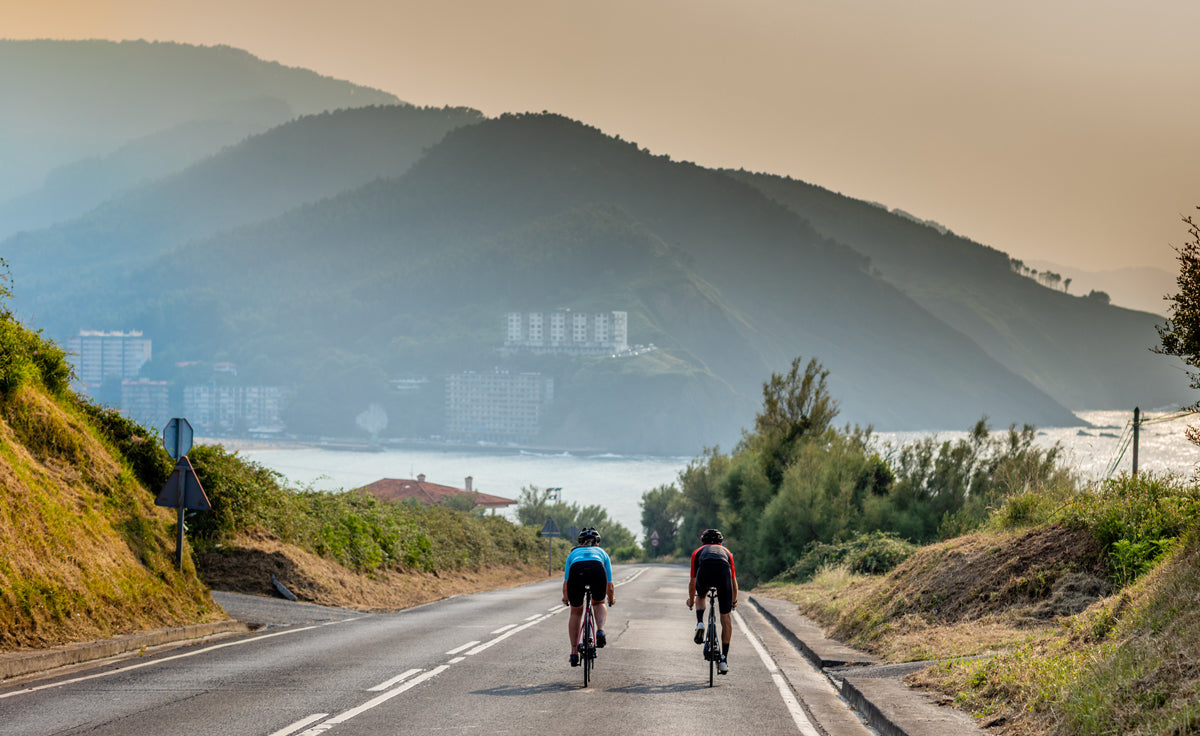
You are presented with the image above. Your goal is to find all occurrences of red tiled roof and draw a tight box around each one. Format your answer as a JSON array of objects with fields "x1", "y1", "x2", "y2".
[{"x1": 358, "y1": 478, "x2": 516, "y2": 508}]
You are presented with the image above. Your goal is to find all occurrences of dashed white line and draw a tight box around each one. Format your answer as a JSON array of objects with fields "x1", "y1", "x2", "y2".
[
  {"x1": 524, "y1": 614, "x2": 542, "y2": 621},
  {"x1": 490, "y1": 624, "x2": 518, "y2": 634},
  {"x1": 297, "y1": 666, "x2": 450, "y2": 735},
  {"x1": 268, "y1": 713, "x2": 328, "y2": 736},
  {"x1": 734, "y1": 611, "x2": 821, "y2": 736},
  {"x1": 367, "y1": 667, "x2": 422, "y2": 692},
  {"x1": 447, "y1": 656, "x2": 465, "y2": 664},
  {"x1": 445, "y1": 640, "x2": 481, "y2": 655}
]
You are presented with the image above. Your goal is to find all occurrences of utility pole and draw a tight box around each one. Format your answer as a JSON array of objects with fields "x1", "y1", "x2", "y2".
[{"x1": 1132, "y1": 406, "x2": 1140, "y2": 476}]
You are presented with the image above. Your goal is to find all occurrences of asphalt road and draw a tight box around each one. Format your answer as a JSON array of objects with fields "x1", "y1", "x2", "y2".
[{"x1": 0, "y1": 565, "x2": 868, "y2": 736}]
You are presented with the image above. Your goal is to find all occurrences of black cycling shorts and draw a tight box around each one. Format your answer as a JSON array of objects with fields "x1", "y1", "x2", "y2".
[
  {"x1": 566, "y1": 560, "x2": 608, "y2": 608},
  {"x1": 695, "y1": 559, "x2": 734, "y2": 614}
]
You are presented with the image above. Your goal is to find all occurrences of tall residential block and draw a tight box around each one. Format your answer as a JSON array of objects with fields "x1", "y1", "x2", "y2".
[
  {"x1": 503, "y1": 310, "x2": 628, "y2": 354},
  {"x1": 444, "y1": 370, "x2": 554, "y2": 444},
  {"x1": 66, "y1": 330, "x2": 152, "y2": 395}
]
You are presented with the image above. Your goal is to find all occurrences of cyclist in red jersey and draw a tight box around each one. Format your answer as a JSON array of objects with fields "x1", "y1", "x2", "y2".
[{"x1": 686, "y1": 528, "x2": 737, "y2": 674}]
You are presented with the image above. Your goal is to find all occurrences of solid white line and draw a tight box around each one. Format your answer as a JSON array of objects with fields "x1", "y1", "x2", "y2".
[
  {"x1": 267, "y1": 713, "x2": 328, "y2": 736},
  {"x1": 298, "y1": 665, "x2": 450, "y2": 734},
  {"x1": 734, "y1": 612, "x2": 820, "y2": 736},
  {"x1": 490, "y1": 624, "x2": 518, "y2": 634},
  {"x1": 445, "y1": 640, "x2": 481, "y2": 655},
  {"x1": 0, "y1": 625, "x2": 324, "y2": 699},
  {"x1": 367, "y1": 668, "x2": 422, "y2": 692},
  {"x1": 772, "y1": 673, "x2": 822, "y2": 736},
  {"x1": 734, "y1": 610, "x2": 778, "y2": 673}
]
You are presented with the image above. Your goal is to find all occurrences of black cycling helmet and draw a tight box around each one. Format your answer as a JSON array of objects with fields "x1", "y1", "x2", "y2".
[
  {"x1": 578, "y1": 527, "x2": 601, "y2": 545},
  {"x1": 700, "y1": 528, "x2": 724, "y2": 544}
]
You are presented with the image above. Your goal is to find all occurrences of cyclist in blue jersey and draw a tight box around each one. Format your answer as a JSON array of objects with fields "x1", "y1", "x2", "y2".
[{"x1": 561, "y1": 527, "x2": 615, "y2": 667}]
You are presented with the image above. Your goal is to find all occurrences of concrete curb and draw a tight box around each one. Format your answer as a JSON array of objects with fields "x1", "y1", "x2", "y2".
[
  {"x1": 749, "y1": 595, "x2": 986, "y2": 736},
  {"x1": 0, "y1": 620, "x2": 249, "y2": 680}
]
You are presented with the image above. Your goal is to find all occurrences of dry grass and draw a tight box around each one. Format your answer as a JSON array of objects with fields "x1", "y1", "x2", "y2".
[
  {"x1": 760, "y1": 522, "x2": 1200, "y2": 735},
  {"x1": 196, "y1": 528, "x2": 552, "y2": 612},
  {"x1": 0, "y1": 386, "x2": 224, "y2": 652}
]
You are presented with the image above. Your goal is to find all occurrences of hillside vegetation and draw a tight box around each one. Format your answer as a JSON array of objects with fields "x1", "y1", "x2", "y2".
[{"x1": 0, "y1": 277, "x2": 556, "y2": 650}]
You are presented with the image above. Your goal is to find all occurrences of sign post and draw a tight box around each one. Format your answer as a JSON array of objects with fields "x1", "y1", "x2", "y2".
[
  {"x1": 540, "y1": 517, "x2": 560, "y2": 577},
  {"x1": 650, "y1": 529, "x2": 660, "y2": 558},
  {"x1": 156, "y1": 418, "x2": 209, "y2": 571}
]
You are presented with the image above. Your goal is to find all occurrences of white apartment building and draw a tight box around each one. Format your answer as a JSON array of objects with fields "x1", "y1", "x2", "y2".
[
  {"x1": 183, "y1": 384, "x2": 292, "y2": 434},
  {"x1": 66, "y1": 330, "x2": 152, "y2": 394},
  {"x1": 503, "y1": 310, "x2": 628, "y2": 354},
  {"x1": 444, "y1": 370, "x2": 554, "y2": 444}
]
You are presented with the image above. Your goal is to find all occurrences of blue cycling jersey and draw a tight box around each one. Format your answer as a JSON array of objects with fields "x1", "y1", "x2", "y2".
[{"x1": 563, "y1": 545, "x2": 613, "y2": 582}]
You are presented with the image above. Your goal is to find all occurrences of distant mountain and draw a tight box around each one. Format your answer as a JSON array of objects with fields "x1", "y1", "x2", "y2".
[
  {"x1": 1026, "y1": 261, "x2": 1174, "y2": 317},
  {"x1": 729, "y1": 172, "x2": 1191, "y2": 412},
  {"x1": 0, "y1": 39, "x2": 401, "y2": 233},
  {"x1": 32, "y1": 113, "x2": 1083, "y2": 453},
  {"x1": 4, "y1": 104, "x2": 485, "y2": 327}
]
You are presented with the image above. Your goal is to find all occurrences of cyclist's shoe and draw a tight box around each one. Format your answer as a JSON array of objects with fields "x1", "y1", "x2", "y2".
[
  {"x1": 570, "y1": 653, "x2": 580, "y2": 667},
  {"x1": 718, "y1": 657, "x2": 729, "y2": 675},
  {"x1": 596, "y1": 630, "x2": 606, "y2": 648},
  {"x1": 694, "y1": 621, "x2": 705, "y2": 644}
]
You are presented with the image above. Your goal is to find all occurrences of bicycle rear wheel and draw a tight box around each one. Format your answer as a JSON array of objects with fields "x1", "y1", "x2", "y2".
[{"x1": 581, "y1": 594, "x2": 594, "y2": 687}]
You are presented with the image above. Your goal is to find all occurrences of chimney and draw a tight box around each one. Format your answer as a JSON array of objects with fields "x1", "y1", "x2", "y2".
[
  {"x1": 417, "y1": 473, "x2": 425, "y2": 483},
  {"x1": 465, "y1": 476, "x2": 473, "y2": 493}
]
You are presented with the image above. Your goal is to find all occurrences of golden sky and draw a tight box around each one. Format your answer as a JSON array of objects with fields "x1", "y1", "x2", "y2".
[{"x1": 4, "y1": 0, "x2": 1198, "y2": 273}]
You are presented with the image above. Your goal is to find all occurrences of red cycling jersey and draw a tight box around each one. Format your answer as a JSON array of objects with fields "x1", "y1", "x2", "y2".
[{"x1": 690, "y1": 543, "x2": 736, "y2": 578}]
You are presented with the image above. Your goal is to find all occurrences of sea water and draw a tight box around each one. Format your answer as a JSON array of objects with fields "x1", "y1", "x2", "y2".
[{"x1": 236, "y1": 409, "x2": 1200, "y2": 535}]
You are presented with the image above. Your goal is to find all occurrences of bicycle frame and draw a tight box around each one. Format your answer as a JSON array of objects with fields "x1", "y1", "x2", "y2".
[
  {"x1": 703, "y1": 587, "x2": 720, "y2": 687},
  {"x1": 577, "y1": 585, "x2": 597, "y2": 687}
]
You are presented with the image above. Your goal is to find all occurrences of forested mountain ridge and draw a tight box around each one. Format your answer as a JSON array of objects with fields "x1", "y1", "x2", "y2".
[
  {"x1": 46, "y1": 113, "x2": 1081, "y2": 453},
  {"x1": 0, "y1": 39, "x2": 401, "y2": 234},
  {"x1": 4, "y1": 104, "x2": 485, "y2": 330},
  {"x1": 730, "y1": 172, "x2": 1189, "y2": 411}
]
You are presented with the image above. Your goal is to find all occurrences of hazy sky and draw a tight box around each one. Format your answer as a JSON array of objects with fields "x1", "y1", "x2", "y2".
[{"x1": 5, "y1": 0, "x2": 1198, "y2": 273}]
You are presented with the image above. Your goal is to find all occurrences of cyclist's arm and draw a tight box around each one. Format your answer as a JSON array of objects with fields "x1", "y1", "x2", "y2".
[
  {"x1": 687, "y1": 575, "x2": 697, "y2": 607},
  {"x1": 562, "y1": 579, "x2": 570, "y2": 606},
  {"x1": 732, "y1": 574, "x2": 739, "y2": 609},
  {"x1": 606, "y1": 581, "x2": 615, "y2": 606}
]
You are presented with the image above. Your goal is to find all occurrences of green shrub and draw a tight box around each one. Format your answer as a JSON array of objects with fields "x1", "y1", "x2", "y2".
[{"x1": 773, "y1": 530, "x2": 918, "y2": 583}]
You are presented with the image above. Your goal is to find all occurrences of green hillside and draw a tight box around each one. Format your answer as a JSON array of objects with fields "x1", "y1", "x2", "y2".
[
  {"x1": 0, "y1": 39, "x2": 402, "y2": 231},
  {"x1": 5, "y1": 104, "x2": 485, "y2": 329},
  {"x1": 38, "y1": 113, "x2": 1079, "y2": 454},
  {"x1": 731, "y1": 172, "x2": 1190, "y2": 411}
]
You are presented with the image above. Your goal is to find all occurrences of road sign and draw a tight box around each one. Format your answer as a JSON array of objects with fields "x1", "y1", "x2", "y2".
[
  {"x1": 541, "y1": 517, "x2": 560, "y2": 537},
  {"x1": 163, "y1": 417, "x2": 193, "y2": 459},
  {"x1": 567, "y1": 525, "x2": 579, "y2": 545},
  {"x1": 155, "y1": 455, "x2": 211, "y2": 571},
  {"x1": 650, "y1": 530, "x2": 660, "y2": 547},
  {"x1": 155, "y1": 456, "x2": 211, "y2": 511}
]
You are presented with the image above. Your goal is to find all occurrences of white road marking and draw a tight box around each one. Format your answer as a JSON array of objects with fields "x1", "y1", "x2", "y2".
[
  {"x1": 525, "y1": 614, "x2": 542, "y2": 621},
  {"x1": 367, "y1": 668, "x2": 422, "y2": 692},
  {"x1": 735, "y1": 611, "x2": 821, "y2": 736},
  {"x1": 297, "y1": 665, "x2": 450, "y2": 734},
  {"x1": 490, "y1": 623, "x2": 518, "y2": 634},
  {"x1": 268, "y1": 713, "x2": 328, "y2": 736},
  {"x1": 445, "y1": 640, "x2": 481, "y2": 655},
  {"x1": 0, "y1": 625, "x2": 325, "y2": 699},
  {"x1": 548, "y1": 605, "x2": 564, "y2": 612},
  {"x1": 447, "y1": 656, "x2": 465, "y2": 664},
  {"x1": 464, "y1": 610, "x2": 560, "y2": 656}
]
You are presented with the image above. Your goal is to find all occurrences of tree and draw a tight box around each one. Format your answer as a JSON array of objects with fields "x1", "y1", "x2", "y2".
[
  {"x1": 640, "y1": 483, "x2": 684, "y2": 554},
  {"x1": 749, "y1": 356, "x2": 839, "y2": 486},
  {"x1": 1157, "y1": 207, "x2": 1200, "y2": 446}
]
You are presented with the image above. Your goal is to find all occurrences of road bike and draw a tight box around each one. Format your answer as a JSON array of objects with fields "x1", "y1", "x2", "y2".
[
  {"x1": 577, "y1": 585, "x2": 598, "y2": 687},
  {"x1": 701, "y1": 587, "x2": 721, "y2": 687}
]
